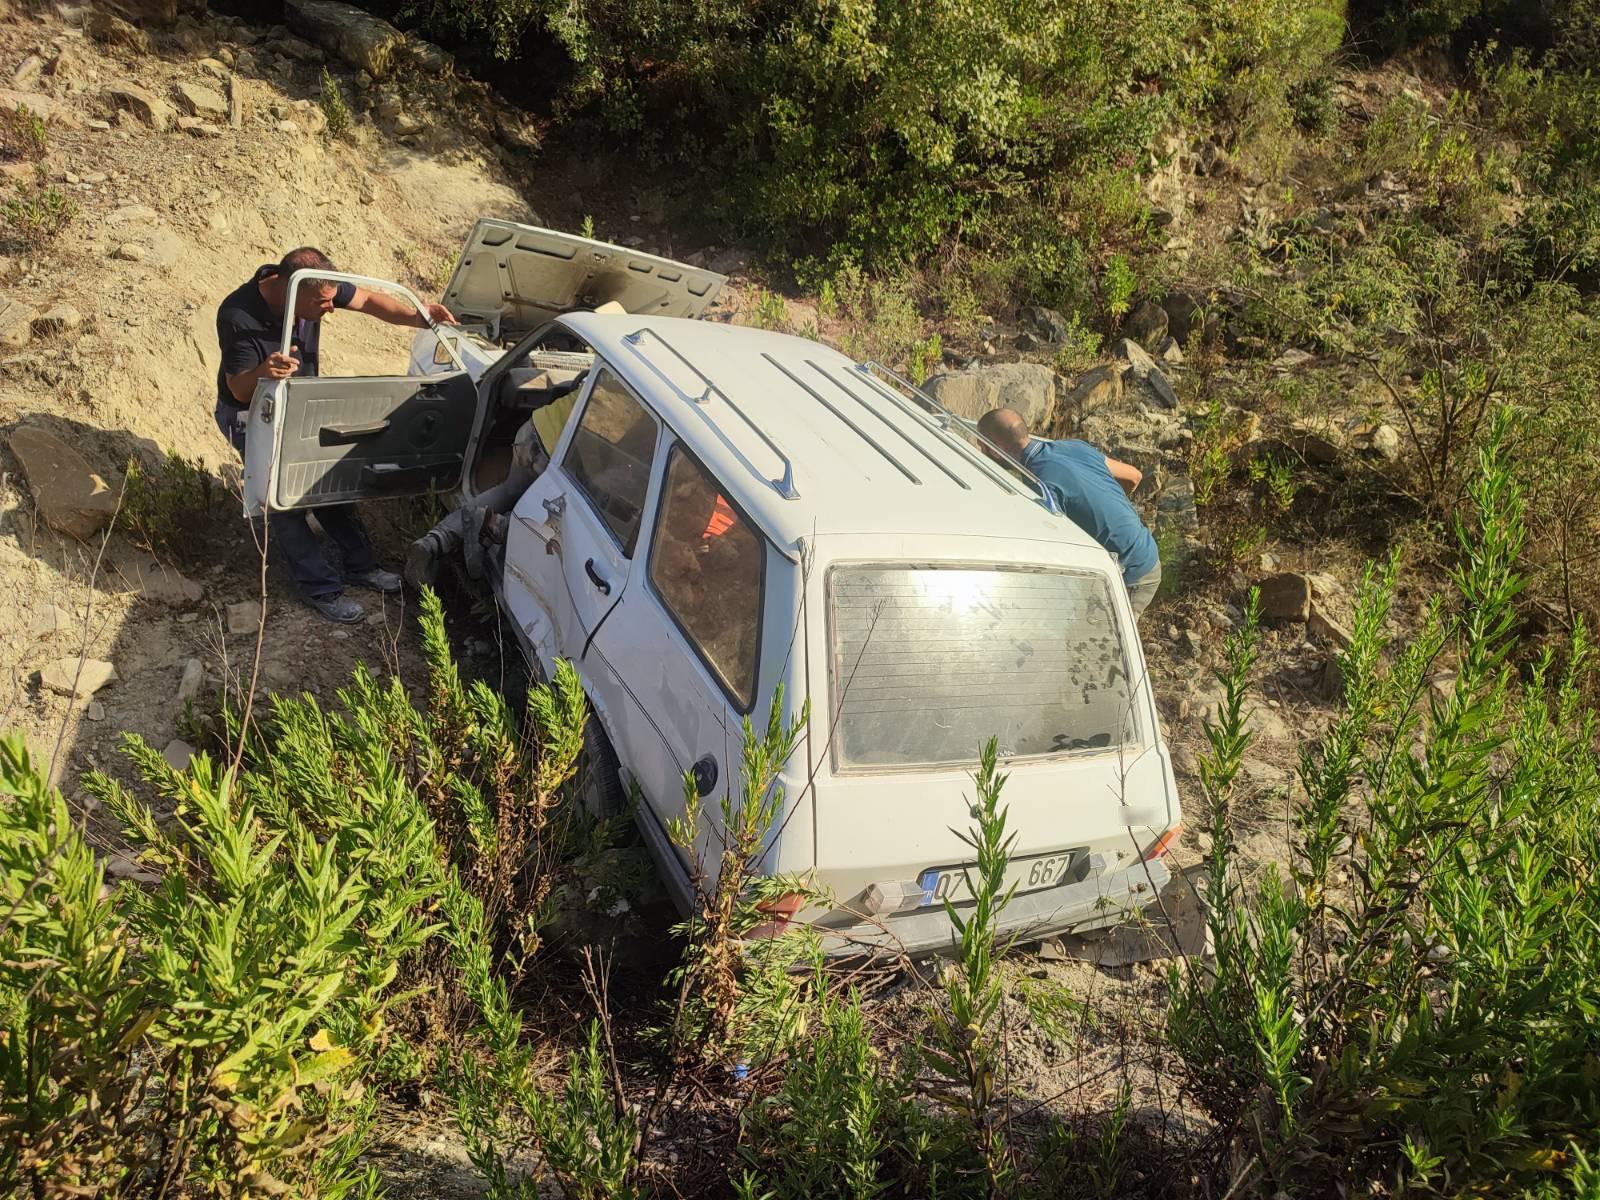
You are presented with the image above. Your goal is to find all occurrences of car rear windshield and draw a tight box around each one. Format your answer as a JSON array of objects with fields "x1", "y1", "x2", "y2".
[{"x1": 827, "y1": 564, "x2": 1139, "y2": 770}]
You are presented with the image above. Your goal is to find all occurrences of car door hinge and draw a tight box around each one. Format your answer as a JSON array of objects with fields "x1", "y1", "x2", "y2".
[{"x1": 259, "y1": 396, "x2": 274, "y2": 424}]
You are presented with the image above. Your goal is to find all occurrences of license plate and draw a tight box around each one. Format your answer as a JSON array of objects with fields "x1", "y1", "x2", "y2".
[{"x1": 917, "y1": 849, "x2": 1080, "y2": 907}]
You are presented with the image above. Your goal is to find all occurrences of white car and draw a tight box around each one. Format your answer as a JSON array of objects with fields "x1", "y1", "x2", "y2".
[{"x1": 242, "y1": 219, "x2": 1182, "y2": 957}]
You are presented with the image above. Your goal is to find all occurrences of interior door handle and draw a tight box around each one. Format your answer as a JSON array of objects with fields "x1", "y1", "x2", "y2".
[
  {"x1": 584, "y1": 558, "x2": 611, "y2": 595},
  {"x1": 319, "y1": 418, "x2": 391, "y2": 445}
]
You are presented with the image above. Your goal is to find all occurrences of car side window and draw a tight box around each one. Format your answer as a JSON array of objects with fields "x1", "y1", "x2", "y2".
[
  {"x1": 562, "y1": 369, "x2": 659, "y2": 556},
  {"x1": 649, "y1": 445, "x2": 764, "y2": 711}
]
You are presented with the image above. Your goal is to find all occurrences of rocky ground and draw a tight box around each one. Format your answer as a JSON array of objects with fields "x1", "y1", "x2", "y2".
[{"x1": 0, "y1": 0, "x2": 1452, "y2": 1190}]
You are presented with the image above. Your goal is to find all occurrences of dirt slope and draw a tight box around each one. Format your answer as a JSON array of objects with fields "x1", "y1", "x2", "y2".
[{"x1": 0, "y1": 6, "x2": 531, "y2": 814}]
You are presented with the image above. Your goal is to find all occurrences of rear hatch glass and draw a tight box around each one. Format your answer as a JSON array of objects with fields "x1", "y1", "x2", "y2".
[{"x1": 827, "y1": 563, "x2": 1139, "y2": 770}]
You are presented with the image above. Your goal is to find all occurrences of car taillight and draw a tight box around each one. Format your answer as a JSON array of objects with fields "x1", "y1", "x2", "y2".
[
  {"x1": 745, "y1": 892, "x2": 807, "y2": 942},
  {"x1": 1141, "y1": 825, "x2": 1182, "y2": 861},
  {"x1": 755, "y1": 892, "x2": 806, "y2": 921}
]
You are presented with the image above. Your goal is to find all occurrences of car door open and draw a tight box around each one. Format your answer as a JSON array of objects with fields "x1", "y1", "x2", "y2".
[{"x1": 242, "y1": 270, "x2": 478, "y2": 517}]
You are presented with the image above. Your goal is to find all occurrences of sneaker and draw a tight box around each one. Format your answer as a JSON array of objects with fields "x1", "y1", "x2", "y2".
[
  {"x1": 305, "y1": 591, "x2": 366, "y2": 624},
  {"x1": 344, "y1": 566, "x2": 403, "y2": 595}
]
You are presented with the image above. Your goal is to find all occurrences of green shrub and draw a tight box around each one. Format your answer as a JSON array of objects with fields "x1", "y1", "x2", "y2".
[
  {"x1": 1171, "y1": 415, "x2": 1600, "y2": 1194},
  {"x1": 0, "y1": 727, "x2": 438, "y2": 1197},
  {"x1": 320, "y1": 67, "x2": 353, "y2": 138},
  {"x1": 399, "y1": 0, "x2": 1342, "y2": 272},
  {"x1": 0, "y1": 103, "x2": 47, "y2": 160},
  {"x1": 123, "y1": 449, "x2": 220, "y2": 553},
  {"x1": 1, "y1": 168, "x2": 76, "y2": 250}
]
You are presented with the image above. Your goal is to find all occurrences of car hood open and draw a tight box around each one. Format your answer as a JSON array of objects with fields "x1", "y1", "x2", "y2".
[{"x1": 441, "y1": 219, "x2": 727, "y2": 340}]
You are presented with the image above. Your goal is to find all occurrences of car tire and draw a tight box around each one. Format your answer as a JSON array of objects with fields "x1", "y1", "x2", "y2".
[{"x1": 577, "y1": 703, "x2": 627, "y2": 820}]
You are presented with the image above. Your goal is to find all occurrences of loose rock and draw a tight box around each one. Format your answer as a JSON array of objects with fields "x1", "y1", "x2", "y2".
[
  {"x1": 1124, "y1": 299, "x2": 1169, "y2": 350},
  {"x1": 1258, "y1": 572, "x2": 1313, "y2": 624},
  {"x1": 0, "y1": 298, "x2": 34, "y2": 350},
  {"x1": 31, "y1": 304, "x2": 82, "y2": 337},
  {"x1": 173, "y1": 80, "x2": 227, "y2": 118},
  {"x1": 113, "y1": 243, "x2": 145, "y2": 261},
  {"x1": 31, "y1": 604, "x2": 75, "y2": 637},
  {"x1": 177, "y1": 657, "x2": 205, "y2": 704},
  {"x1": 86, "y1": 12, "x2": 152, "y2": 52},
  {"x1": 162, "y1": 739, "x2": 195, "y2": 771},
  {"x1": 7, "y1": 426, "x2": 121, "y2": 540},
  {"x1": 226, "y1": 600, "x2": 263, "y2": 636},
  {"x1": 1351, "y1": 422, "x2": 1401, "y2": 461},
  {"x1": 1021, "y1": 305, "x2": 1069, "y2": 345},
  {"x1": 104, "y1": 80, "x2": 176, "y2": 131},
  {"x1": 39, "y1": 657, "x2": 118, "y2": 699},
  {"x1": 1062, "y1": 364, "x2": 1123, "y2": 416}
]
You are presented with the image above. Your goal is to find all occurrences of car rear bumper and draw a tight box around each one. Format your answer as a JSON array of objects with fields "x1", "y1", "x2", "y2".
[{"x1": 804, "y1": 856, "x2": 1173, "y2": 959}]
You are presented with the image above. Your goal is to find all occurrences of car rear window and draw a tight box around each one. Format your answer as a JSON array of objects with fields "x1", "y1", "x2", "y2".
[{"x1": 827, "y1": 564, "x2": 1139, "y2": 770}]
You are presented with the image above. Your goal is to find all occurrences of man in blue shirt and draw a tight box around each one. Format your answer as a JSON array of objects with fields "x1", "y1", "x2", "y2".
[
  {"x1": 978, "y1": 408, "x2": 1162, "y2": 620},
  {"x1": 215, "y1": 246, "x2": 456, "y2": 624}
]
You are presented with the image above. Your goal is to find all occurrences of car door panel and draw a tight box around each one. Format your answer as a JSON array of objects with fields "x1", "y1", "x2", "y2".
[{"x1": 243, "y1": 373, "x2": 476, "y2": 516}]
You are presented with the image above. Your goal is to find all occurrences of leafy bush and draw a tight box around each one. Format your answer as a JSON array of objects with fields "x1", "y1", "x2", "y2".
[
  {"x1": 123, "y1": 449, "x2": 220, "y2": 553},
  {"x1": 0, "y1": 729, "x2": 436, "y2": 1197},
  {"x1": 0, "y1": 102, "x2": 47, "y2": 160},
  {"x1": 399, "y1": 0, "x2": 1341, "y2": 272},
  {"x1": 320, "y1": 67, "x2": 353, "y2": 138},
  {"x1": 1171, "y1": 416, "x2": 1600, "y2": 1194},
  {"x1": 1, "y1": 168, "x2": 77, "y2": 251}
]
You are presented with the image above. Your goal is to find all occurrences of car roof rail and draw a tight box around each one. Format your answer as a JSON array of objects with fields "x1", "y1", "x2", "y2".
[
  {"x1": 622, "y1": 326, "x2": 799, "y2": 500},
  {"x1": 853, "y1": 362, "x2": 1061, "y2": 516},
  {"x1": 801, "y1": 360, "x2": 971, "y2": 490},
  {"x1": 759, "y1": 353, "x2": 922, "y2": 486}
]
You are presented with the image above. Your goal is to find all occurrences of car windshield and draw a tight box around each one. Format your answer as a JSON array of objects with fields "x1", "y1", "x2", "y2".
[{"x1": 827, "y1": 563, "x2": 1140, "y2": 770}]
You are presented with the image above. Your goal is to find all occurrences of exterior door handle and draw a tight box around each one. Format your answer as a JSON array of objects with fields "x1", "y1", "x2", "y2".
[
  {"x1": 691, "y1": 754, "x2": 718, "y2": 797},
  {"x1": 584, "y1": 558, "x2": 611, "y2": 595},
  {"x1": 542, "y1": 494, "x2": 566, "y2": 520}
]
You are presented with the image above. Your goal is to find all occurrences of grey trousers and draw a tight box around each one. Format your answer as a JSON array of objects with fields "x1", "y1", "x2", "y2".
[{"x1": 1127, "y1": 561, "x2": 1162, "y2": 622}]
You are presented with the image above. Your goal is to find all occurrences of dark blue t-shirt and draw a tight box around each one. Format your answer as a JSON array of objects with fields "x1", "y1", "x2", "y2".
[
  {"x1": 215, "y1": 265, "x2": 355, "y2": 410},
  {"x1": 1023, "y1": 437, "x2": 1159, "y2": 585}
]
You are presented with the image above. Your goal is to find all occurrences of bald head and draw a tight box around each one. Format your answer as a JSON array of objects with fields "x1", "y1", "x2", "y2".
[{"x1": 977, "y1": 408, "x2": 1031, "y2": 460}]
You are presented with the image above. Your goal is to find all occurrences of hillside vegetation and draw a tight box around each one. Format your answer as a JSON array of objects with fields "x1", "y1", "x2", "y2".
[{"x1": 4, "y1": 0, "x2": 1600, "y2": 1196}]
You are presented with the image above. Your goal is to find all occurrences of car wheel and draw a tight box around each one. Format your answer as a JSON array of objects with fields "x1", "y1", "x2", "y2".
[{"x1": 577, "y1": 704, "x2": 627, "y2": 820}]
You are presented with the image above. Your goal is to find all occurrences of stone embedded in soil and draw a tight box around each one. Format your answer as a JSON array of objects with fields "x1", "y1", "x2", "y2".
[
  {"x1": 1062, "y1": 364, "x2": 1123, "y2": 416},
  {"x1": 0, "y1": 298, "x2": 35, "y2": 350},
  {"x1": 162, "y1": 739, "x2": 195, "y2": 771},
  {"x1": 39, "y1": 657, "x2": 118, "y2": 699},
  {"x1": 86, "y1": 12, "x2": 152, "y2": 52},
  {"x1": 1351, "y1": 421, "x2": 1401, "y2": 461},
  {"x1": 113, "y1": 243, "x2": 146, "y2": 261},
  {"x1": 177, "y1": 657, "x2": 205, "y2": 704},
  {"x1": 7, "y1": 426, "x2": 121, "y2": 540},
  {"x1": 105, "y1": 80, "x2": 176, "y2": 132},
  {"x1": 1308, "y1": 600, "x2": 1353, "y2": 650},
  {"x1": 286, "y1": 0, "x2": 407, "y2": 78},
  {"x1": 31, "y1": 304, "x2": 82, "y2": 337},
  {"x1": 174, "y1": 80, "x2": 227, "y2": 119},
  {"x1": 1258, "y1": 571, "x2": 1313, "y2": 624},
  {"x1": 226, "y1": 600, "x2": 263, "y2": 636},
  {"x1": 86, "y1": 700, "x2": 106, "y2": 721},
  {"x1": 31, "y1": 604, "x2": 75, "y2": 637}
]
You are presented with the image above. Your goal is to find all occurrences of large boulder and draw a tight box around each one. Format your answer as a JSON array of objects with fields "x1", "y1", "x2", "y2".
[
  {"x1": 8, "y1": 427, "x2": 121, "y2": 541},
  {"x1": 99, "y1": 0, "x2": 176, "y2": 26},
  {"x1": 1124, "y1": 300, "x2": 1169, "y2": 351},
  {"x1": 285, "y1": 0, "x2": 407, "y2": 78},
  {"x1": 923, "y1": 362, "x2": 1057, "y2": 429}
]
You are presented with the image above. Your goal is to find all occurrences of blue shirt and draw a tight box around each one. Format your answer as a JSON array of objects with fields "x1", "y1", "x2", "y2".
[{"x1": 1022, "y1": 438, "x2": 1159, "y2": 586}]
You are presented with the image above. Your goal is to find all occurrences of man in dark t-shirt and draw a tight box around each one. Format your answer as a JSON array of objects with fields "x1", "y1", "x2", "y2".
[{"x1": 215, "y1": 246, "x2": 456, "y2": 624}]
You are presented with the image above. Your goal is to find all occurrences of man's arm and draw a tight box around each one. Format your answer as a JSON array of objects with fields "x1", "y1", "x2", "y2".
[
  {"x1": 347, "y1": 287, "x2": 457, "y2": 329},
  {"x1": 1105, "y1": 455, "x2": 1142, "y2": 499}
]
